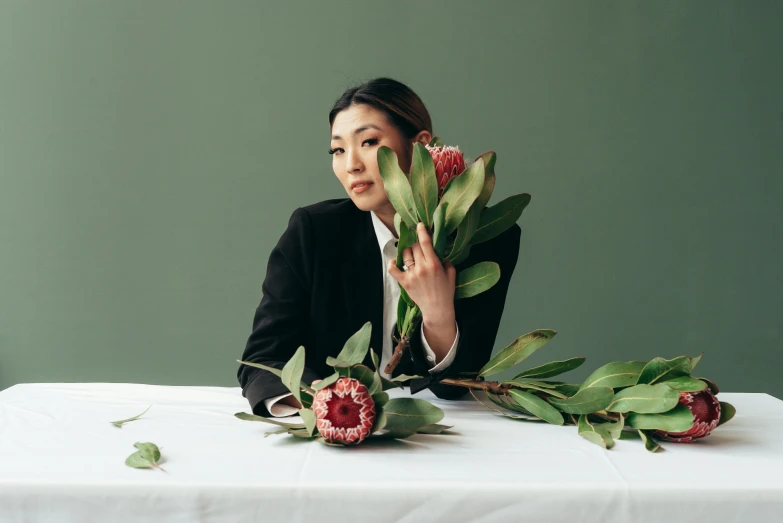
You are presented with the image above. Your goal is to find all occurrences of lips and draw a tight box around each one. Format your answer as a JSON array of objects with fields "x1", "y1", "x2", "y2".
[{"x1": 350, "y1": 181, "x2": 373, "y2": 190}]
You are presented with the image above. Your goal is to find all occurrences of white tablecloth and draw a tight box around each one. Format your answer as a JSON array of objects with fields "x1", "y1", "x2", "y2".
[{"x1": 0, "y1": 383, "x2": 780, "y2": 523}]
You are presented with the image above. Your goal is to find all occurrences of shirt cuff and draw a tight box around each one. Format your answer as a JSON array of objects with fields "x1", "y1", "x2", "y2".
[
  {"x1": 421, "y1": 320, "x2": 459, "y2": 373},
  {"x1": 264, "y1": 392, "x2": 299, "y2": 417}
]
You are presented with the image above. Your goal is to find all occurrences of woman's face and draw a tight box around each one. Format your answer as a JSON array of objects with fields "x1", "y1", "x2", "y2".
[{"x1": 330, "y1": 104, "x2": 430, "y2": 214}]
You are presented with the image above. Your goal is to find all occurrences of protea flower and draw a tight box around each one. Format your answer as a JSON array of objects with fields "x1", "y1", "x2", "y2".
[
  {"x1": 654, "y1": 388, "x2": 721, "y2": 443},
  {"x1": 425, "y1": 143, "x2": 466, "y2": 198},
  {"x1": 313, "y1": 377, "x2": 376, "y2": 445}
]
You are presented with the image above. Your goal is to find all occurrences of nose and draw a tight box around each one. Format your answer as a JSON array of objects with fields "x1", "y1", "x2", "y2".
[{"x1": 345, "y1": 148, "x2": 364, "y2": 174}]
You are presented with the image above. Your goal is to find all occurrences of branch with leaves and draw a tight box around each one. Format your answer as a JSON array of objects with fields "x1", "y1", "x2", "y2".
[
  {"x1": 434, "y1": 329, "x2": 736, "y2": 452},
  {"x1": 237, "y1": 322, "x2": 452, "y2": 446},
  {"x1": 378, "y1": 136, "x2": 531, "y2": 374}
]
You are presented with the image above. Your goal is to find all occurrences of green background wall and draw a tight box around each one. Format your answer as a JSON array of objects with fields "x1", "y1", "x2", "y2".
[{"x1": 1, "y1": 1, "x2": 781, "y2": 398}]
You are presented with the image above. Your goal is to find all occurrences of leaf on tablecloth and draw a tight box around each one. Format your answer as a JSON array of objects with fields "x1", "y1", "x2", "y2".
[
  {"x1": 638, "y1": 429, "x2": 663, "y2": 452},
  {"x1": 718, "y1": 402, "x2": 736, "y2": 426},
  {"x1": 125, "y1": 442, "x2": 166, "y2": 473},
  {"x1": 110, "y1": 406, "x2": 151, "y2": 428}
]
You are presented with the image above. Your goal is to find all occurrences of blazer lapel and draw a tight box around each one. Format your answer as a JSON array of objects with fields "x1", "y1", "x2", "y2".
[{"x1": 341, "y1": 207, "x2": 385, "y2": 366}]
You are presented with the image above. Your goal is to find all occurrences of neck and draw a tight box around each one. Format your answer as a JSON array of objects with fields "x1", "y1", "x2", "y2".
[{"x1": 373, "y1": 204, "x2": 398, "y2": 239}]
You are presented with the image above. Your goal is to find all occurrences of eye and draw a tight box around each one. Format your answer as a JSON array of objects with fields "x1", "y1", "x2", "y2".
[{"x1": 328, "y1": 138, "x2": 379, "y2": 155}]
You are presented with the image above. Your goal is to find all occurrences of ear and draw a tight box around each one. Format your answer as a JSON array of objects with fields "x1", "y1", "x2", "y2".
[{"x1": 412, "y1": 130, "x2": 432, "y2": 147}]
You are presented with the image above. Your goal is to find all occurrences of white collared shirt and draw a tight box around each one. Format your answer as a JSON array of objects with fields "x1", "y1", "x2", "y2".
[{"x1": 263, "y1": 210, "x2": 459, "y2": 417}]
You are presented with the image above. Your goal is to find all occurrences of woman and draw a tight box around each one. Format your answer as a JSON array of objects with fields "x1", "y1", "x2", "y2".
[{"x1": 237, "y1": 77, "x2": 521, "y2": 417}]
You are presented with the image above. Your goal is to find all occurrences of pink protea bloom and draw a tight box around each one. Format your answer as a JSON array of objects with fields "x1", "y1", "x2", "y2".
[
  {"x1": 654, "y1": 388, "x2": 721, "y2": 443},
  {"x1": 313, "y1": 377, "x2": 376, "y2": 445},
  {"x1": 425, "y1": 144, "x2": 466, "y2": 198}
]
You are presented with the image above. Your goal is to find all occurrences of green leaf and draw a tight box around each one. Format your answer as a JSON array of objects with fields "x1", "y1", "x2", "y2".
[
  {"x1": 381, "y1": 376, "x2": 403, "y2": 391},
  {"x1": 300, "y1": 390, "x2": 313, "y2": 410},
  {"x1": 299, "y1": 408, "x2": 317, "y2": 437},
  {"x1": 472, "y1": 150, "x2": 497, "y2": 209},
  {"x1": 579, "y1": 361, "x2": 647, "y2": 390},
  {"x1": 125, "y1": 442, "x2": 165, "y2": 472},
  {"x1": 512, "y1": 357, "x2": 586, "y2": 380},
  {"x1": 718, "y1": 402, "x2": 736, "y2": 426},
  {"x1": 508, "y1": 390, "x2": 564, "y2": 425},
  {"x1": 438, "y1": 157, "x2": 485, "y2": 236},
  {"x1": 416, "y1": 423, "x2": 453, "y2": 434},
  {"x1": 578, "y1": 415, "x2": 612, "y2": 449},
  {"x1": 396, "y1": 219, "x2": 417, "y2": 274},
  {"x1": 234, "y1": 412, "x2": 306, "y2": 429},
  {"x1": 281, "y1": 346, "x2": 306, "y2": 405},
  {"x1": 410, "y1": 142, "x2": 439, "y2": 230},
  {"x1": 396, "y1": 295, "x2": 408, "y2": 339},
  {"x1": 369, "y1": 350, "x2": 383, "y2": 395},
  {"x1": 237, "y1": 359, "x2": 314, "y2": 395},
  {"x1": 689, "y1": 353, "x2": 703, "y2": 372},
  {"x1": 263, "y1": 428, "x2": 288, "y2": 438},
  {"x1": 313, "y1": 372, "x2": 340, "y2": 391},
  {"x1": 350, "y1": 365, "x2": 376, "y2": 391},
  {"x1": 471, "y1": 193, "x2": 531, "y2": 245},
  {"x1": 487, "y1": 393, "x2": 533, "y2": 415},
  {"x1": 695, "y1": 376, "x2": 720, "y2": 395},
  {"x1": 504, "y1": 381, "x2": 568, "y2": 399},
  {"x1": 447, "y1": 202, "x2": 480, "y2": 263},
  {"x1": 110, "y1": 405, "x2": 151, "y2": 428},
  {"x1": 383, "y1": 398, "x2": 445, "y2": 432},
  {"x1": 428, "y1": 136, "x2": 443, "y2": 147},
  {"x1": 390, "y1": 374, "x2": 423, "y2": 382},
  {"x1": 333, "y1": 321, "x2": 372, "y2": 367},
  {"x1": 432, "y1": 202, "x2": 449, "y2": 260},
  {"x1": 478, "y1": 329, "x2": 558, "y2": 377},
  {"x1": 372, "y1": 408, "x2": 387, "y2": 433},
  {"x1": 662, "y1": 376, "x2": 708, "y2": 392},
  {"x1": 551, "y1": 383, "x2": 581, "y2": 397},
  {"x1": 287, "y1": 427, "x2": 318, "y2": 439},
  {"x1": 372, "y1": 391, "x2": 389, "y2": 407},
  {"x1": 638, "y1": 429, "x2": 662, "y2": 452},
  {"x1": 606, "y1": 383, "x2": 680, "y2": 414},
  {"x1": 454, "y1": 261, "x2": 500, "y2": 300},
  {"x1": 377, "y1": 146, "x2": 419, "y2": 229},
  {"x1": 626, "y1": 404, "x2": 694, "y2": 432},
  {"x1": 547, "y1": 387, "x2": 614, "y2": 414},
  {"x1": 636, "y1": 356, "x2": 692, "y2": 385}
]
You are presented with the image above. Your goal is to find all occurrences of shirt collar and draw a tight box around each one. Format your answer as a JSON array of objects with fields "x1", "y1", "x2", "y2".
[{"x1": 370, "y1": 210, "x2": 398, "y2": 252}]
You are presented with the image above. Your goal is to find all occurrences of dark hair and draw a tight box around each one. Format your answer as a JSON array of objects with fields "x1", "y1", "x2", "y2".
[{"x1": 328, "y1": 77, "x2": 433, "y2": 142}]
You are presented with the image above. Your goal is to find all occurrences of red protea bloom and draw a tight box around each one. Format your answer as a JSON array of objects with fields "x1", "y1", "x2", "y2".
[
  {"x1": 654, "y1": 388, "x2": 721, "y2": 443},
  {"x1": 425, "y1": 144, "x2": 466, "y2": 198},
  {"x1": 313, "y1": 377, "x2": 376, "y2": 445}
]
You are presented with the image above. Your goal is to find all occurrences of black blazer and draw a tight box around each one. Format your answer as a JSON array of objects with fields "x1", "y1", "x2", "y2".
[{"x1": 237, "y1": 198, "x2": 522, "y2": 416}]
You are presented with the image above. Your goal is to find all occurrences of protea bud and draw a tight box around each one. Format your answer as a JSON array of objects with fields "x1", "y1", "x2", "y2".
[
  {"x1": 425, "y1": 144, "x2": 466, "y2": 198},
  {"x1": 313, "y1": 377, "x2": 376, "y2": 445},
  {"x1": 654, "y1": 388, "x2": 721, "y2": 443}
]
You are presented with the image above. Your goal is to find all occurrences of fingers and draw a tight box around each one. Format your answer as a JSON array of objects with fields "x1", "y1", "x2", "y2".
[
  {"x1": 414, "y1": 222, "x2": 433, "y2": 263},
  {"x1": 388, "y1": 257, "x2": 406, "y2": 283},
  {"x1": 411, "y1": 242, "x2": 425, "y2": 267}
]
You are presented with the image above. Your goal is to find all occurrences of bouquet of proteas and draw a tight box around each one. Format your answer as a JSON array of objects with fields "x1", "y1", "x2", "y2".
[
  {"x1": 430, "y1": 328, "x2": 736, "y2": 451},
  {"x1": 379, "y1": 137, "x2": 531, "y2": 373},
  {"x1": 236, "y1": 322, "x2": 451, "y2": 446}
]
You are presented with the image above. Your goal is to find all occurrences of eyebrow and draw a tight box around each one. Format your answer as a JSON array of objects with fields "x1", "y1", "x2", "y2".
[{"x1": 331, "y1": 124, "x2": 382, "y2": 141}]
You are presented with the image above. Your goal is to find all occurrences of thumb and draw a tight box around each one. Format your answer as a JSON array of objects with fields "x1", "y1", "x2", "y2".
[{"x1": 387, "y1": 258, "x2": 405, "y2": 283}]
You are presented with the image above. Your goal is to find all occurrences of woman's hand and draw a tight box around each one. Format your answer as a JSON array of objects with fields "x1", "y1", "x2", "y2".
[
  {"x1": 387, "y1": 222, "x2": 457, "y2": 325},
  {"x1": 278, "y1": 378, "x2": 322, "y2": 409}
]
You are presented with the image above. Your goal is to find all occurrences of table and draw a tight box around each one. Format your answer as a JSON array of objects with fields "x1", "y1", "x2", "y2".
[{"x1": 0, "y1": 383, "x2": 781, "y2": 523}]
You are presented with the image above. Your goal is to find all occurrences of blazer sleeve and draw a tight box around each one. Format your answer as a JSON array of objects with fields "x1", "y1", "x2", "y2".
[
  {"x1": 237, "y1": 207, "x2": 322, "y2": 416},
  {"x1": 406, "y1": 223, "x2": 522, "y2": 400}
]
